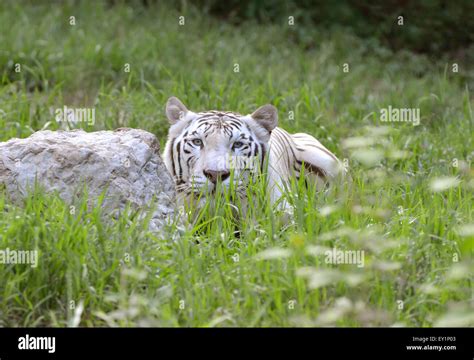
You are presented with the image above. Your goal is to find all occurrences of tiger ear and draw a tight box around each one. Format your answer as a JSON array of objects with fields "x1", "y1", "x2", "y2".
[
  {"x1": 251, "y1": 104, "x2": 278, "y2": 132},
  {"x1": 166, "y1": 97, "x2": 188, "y2": 124}
]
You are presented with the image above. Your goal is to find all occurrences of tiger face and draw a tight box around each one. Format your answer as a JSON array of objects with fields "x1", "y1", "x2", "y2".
[{"x1": 163, "y1": 97, "x2": 278, "y2": 200}]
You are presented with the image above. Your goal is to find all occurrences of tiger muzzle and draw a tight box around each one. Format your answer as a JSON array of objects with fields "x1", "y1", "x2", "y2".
[{"x1": 203, "y1": 169, "x2": 230, "y2": 184}]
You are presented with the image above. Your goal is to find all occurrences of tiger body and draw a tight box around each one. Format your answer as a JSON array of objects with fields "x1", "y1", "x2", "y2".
[
  {"x1": 162, "y1": 97, "x2": 343, "y2": 209},
  {"x1": 267, "y1": 127, "x2": 342, "y2": 204}
]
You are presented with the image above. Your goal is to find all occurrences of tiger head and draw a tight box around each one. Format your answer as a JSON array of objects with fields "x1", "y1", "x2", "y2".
[{"x1": 163, "y1": 97, "x2": 278, "y2": 199}]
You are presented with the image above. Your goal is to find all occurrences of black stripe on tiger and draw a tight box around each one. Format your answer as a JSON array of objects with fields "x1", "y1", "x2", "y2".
[
  {"x1": 169, "y1": 137, "x2": 177, "y2": 177},
  {"x1": 296, "y1": 159, "x2": 327, "y2": 179},
  {"x1": 176, "y1": 140, "x2": 183, "y2": 181}
]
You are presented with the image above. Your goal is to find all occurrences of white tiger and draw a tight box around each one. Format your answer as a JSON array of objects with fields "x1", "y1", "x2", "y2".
[{"x1": 163, "y1": 97, "x2": 344, "y2": 210}]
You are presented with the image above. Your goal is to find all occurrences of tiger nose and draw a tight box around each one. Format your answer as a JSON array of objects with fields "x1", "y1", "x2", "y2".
[{"x1": 203, "y1": 169, "x2": 230, "y2": 184}]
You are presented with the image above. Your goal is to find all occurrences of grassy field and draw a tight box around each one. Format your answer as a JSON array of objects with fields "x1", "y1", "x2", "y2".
[{"x1": 0, "y1": 1, "x2": 473, "y2": 327}]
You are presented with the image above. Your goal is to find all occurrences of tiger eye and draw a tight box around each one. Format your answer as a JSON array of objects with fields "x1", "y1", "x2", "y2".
[
  {"x1": 233, "y1": 141, "x2": 244, "y2": 149},
  {"x1": 191, "y1": 139, "x2": 203, "y2": 147}
]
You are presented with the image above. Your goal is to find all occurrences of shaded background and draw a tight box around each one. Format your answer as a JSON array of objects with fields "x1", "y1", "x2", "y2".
[{"x1": 136, "y1": 0, "x2": 474, "y2": 54}]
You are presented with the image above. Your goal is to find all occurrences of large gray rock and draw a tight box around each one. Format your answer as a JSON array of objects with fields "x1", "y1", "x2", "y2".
[{"x1": 0, "y1": 128, "x2": 177, "y2": 232}]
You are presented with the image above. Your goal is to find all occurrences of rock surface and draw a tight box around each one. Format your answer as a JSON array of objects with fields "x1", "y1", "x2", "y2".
[{"x1": 0, "y1": 128, "x2": 176, "y2": 232}]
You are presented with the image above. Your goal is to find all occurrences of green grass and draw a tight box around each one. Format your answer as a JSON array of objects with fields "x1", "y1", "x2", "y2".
[{"x1": 0, "y1": 0, "x2": 473, "y2": 327}]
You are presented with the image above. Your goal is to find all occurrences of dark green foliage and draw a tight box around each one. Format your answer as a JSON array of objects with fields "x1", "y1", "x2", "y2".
[{"x1": 179, "y1": 0, "x2": 474, "y2": 54}]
